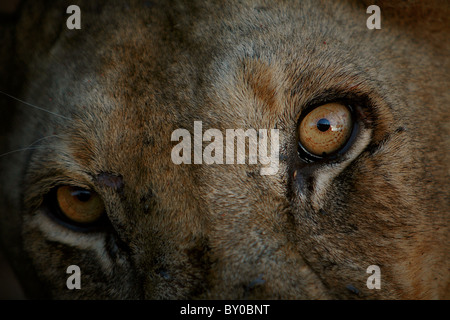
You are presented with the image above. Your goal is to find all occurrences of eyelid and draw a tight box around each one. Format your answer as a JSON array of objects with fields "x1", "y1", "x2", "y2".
[
  {"x1": 295, "y1": 88, "x2": 374, "y2": 121},
  {"x1": 24, "y1": 174, "x2": 96, "y2": 214}
]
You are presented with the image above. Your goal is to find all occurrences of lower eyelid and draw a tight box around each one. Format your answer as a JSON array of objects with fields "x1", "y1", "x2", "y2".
[
  {"x1": 25, "y1": 211, "x2": 110, "y2": 263},
  {"x1": 335, "y1": 124, "x2": 372, "y2": 163}
]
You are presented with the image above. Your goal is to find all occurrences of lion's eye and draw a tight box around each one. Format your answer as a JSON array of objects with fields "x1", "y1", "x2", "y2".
[
  {"x1": 298, "y1": 103, "x2": 353, "y2": 158},
  {"x1": 55, "y1": 186, "x2": 105, "y2": 224}
]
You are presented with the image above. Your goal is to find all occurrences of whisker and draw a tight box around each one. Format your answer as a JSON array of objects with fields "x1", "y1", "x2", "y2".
[
  {"x1": 0, "y1": 146, "x2": 53, "y2": 159},
  {"x1": 0, "y1": 134, "x2": 61, "y2": 159},
  {"x1": 0, "y1": 90, "x2": 71, "y2": 120},
  {"x1": 26, "y1": 134, "x2": 62, "y2": 148}
]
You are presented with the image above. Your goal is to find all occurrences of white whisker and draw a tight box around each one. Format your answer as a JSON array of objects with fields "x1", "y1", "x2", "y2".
[
  {"x1": 27, "y1": 134, "x2": 62, "y2": 148},
  {"x1": 0, "y1": 146, "x2": 52, "y2": 158},
  {"x1": 0, "y1": 134, "x2": 61, "y2": 158},
  {"x1": 0, "y1": 90, "x2": 71, "y2": 120}
]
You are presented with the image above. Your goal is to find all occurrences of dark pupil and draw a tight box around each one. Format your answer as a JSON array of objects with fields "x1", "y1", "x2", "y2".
[
  {"x1": 72, "y1": 189, "x2": 92, "y2": 202},
  {"x1": 317, "y1": 118, "x2": 331, "y2": 132}
]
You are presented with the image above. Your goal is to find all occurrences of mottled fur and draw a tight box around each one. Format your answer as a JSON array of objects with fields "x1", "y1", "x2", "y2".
[{"x1": 0, "y1": 0, "x2": 448, "y2": 299}]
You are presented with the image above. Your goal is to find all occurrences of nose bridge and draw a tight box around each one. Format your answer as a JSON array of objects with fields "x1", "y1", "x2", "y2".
[
  {"x1": 130, "y1": 216, "x2": 212, "y2": 299},
  {"x1": 126, "y1": 172, "x2": 282, "y2": 298},
  {"x1": 125, "y1": 174, "x2": 213, "y2": 299},
  {"x1": 203, "y1": 205, "x2": 330, "y2": 299},
  {"x1": 187, "y1": 159, "x2": 336, "y2": 299}
]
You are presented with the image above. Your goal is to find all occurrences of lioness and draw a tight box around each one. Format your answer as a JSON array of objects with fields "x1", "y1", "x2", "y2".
[{"x1": 0, "y1": 0, "x2": 448, "y2": 299}]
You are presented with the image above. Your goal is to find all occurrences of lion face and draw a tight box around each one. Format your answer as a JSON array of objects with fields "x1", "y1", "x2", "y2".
[{"x1": 0, "y1": 0, "x2": 448, "y2": 299}]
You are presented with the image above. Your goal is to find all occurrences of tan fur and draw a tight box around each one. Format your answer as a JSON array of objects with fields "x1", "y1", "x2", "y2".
[{"x1": 0, "y1": 0, "x2": 448, "y2": 299}]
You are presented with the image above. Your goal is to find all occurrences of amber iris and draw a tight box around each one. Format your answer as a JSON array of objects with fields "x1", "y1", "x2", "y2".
[
  {"x1": 298, "y1": 103, "x2": 353, "y2": 156},
  {"x1": 56, "y1": 186, "x2": 105, "y2": 224}
]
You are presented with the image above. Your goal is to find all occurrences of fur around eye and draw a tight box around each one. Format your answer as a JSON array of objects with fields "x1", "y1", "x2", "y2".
[{"x1": 298, "y1": 103, "x2": 353, "y2": 159}]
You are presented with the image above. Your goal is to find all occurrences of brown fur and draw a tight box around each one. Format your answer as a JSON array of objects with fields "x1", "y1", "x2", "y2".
[{"x1": 0, "y1": 0, "x2": 448, "y2": 299}]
